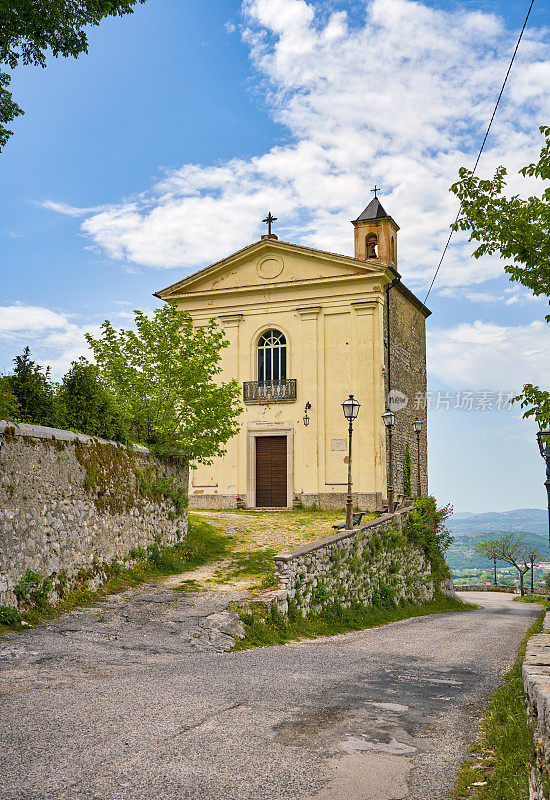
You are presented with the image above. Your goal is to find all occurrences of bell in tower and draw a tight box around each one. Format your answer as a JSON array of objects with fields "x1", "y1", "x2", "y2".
[
  {"x1": 366, "y1": 234, "x2": 378, "y2": 258},
  {"x1": 351, "y1": 190, "x2": 399, "y2": 267}
]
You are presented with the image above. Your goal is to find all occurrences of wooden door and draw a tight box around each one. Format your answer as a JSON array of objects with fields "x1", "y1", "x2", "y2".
[{"x1": 255, "y1": 436, "x2": 287, "y2": 507}]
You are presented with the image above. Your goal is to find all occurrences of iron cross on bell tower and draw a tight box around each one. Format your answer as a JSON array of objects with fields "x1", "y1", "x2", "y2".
[{"x1": 262, "y1": 211, "x2": 277, "y2": 236}]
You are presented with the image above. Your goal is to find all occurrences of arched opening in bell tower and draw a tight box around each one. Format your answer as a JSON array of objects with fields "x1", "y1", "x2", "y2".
[{"x1": 365, "y1": 234, "x2": 378, "y2": 259}]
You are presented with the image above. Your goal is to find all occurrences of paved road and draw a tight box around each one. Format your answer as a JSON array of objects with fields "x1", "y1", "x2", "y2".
[{"x1": 0, "y1": 591, "x2": 539, "y2": 800}]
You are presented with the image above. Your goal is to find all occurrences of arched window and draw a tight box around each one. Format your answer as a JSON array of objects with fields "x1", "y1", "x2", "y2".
[
  {"x1": 366, "y1": 234, "x2": 378, "y2": 259},
  {"x1": 258, "y1": 329, "x2": 286, "y2": 381},
  {"x1": 390, "y1": 236, "x2": 396, "y2": 263}
]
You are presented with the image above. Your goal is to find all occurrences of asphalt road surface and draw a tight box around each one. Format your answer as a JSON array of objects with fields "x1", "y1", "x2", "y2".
[{"x1": 0, "y1": 591, "x2": 539, "y2": 800}]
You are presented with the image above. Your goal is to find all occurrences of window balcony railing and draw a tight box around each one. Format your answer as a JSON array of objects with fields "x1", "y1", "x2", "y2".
[{"x1": 243, "y1": 379, "x2": 297, "y2": 403}]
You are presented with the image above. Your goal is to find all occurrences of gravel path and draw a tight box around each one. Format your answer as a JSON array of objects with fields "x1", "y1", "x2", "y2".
[{"x1": 0, "y1": 591, "x2": 539, "y2": 800}]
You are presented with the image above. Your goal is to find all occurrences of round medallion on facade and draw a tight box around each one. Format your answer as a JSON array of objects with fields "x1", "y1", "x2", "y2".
[{"x1": 256, "y1": 255, "x2": 284, "y2": 280}]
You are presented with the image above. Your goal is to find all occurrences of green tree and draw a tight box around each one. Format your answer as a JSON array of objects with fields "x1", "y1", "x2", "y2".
[
  {"x1": 85, "y1": 303, "x2": 242, "y2": 460},
  {"x1": 403, "y1": 443, "x2": 411, "y2": 499},
  {"x1": 0, "y1": 0, "x2": 145, "y2": 151},
  {"x1": 0, "y1": 375, "x2": 20, "y2": 421},
  {"x1": 56, "y1": 357, "x2": 128, "y2": 442},
  {"x1": 475, "y1": 533, "x2": 538, "y2": 597},
  {"x1": 451, "y1": 125, "x2": 550, "y2": 310},
  {"x1": 8, "y1": 347, "x2": 54, "y2": 425},
  {"x1": 450, "y1": 125, "x2": 550, "y2": 426}
]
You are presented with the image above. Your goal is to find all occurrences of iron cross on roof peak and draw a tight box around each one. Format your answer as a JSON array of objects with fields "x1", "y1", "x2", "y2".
[
  {"x1": 262, "y1": 211, "x2": 277, "y2": 235},
  {"x1": 371, "y1": 185, "x2": 381, "y2": 198}
]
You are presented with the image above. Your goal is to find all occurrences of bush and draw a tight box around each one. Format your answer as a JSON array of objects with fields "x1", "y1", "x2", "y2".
[
  {"x1": 13, "y1": 570, "x2": 52, "y2": 609},
  {"x1": 0, "y1": 605, "x2": 22, "y2": 626}
]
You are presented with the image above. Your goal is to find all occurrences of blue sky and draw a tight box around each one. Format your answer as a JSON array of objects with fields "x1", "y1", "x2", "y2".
[{"x1": 1, "y1": 0, "x2": 549, "y2": 512}]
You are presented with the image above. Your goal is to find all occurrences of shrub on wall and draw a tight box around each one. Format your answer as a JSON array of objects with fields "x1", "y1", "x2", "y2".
[
  {"x1": 404, "y1": 496, "x2": 453, "y2": 585},
  {"x1": 13, "y1": 570, "x2": 53, "y2": 610}
]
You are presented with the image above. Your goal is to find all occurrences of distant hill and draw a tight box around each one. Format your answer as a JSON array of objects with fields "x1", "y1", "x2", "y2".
[
  {"x1": 446, "y1": 509, "x2": 548, "y2": 537},
  {"x1": 446, "y1": 531, "x2": 550, "y2": 571}
]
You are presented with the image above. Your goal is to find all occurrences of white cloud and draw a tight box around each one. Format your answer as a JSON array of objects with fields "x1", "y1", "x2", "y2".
[
  {"x1": 0, "y1": 304, "x2": 98, "y2": 378},
  {"x1": 0, "y1": 305, "x2": 74, "y2": 333},
  {"x1": 428, "y1": 320, "x2": 550, "y2": 390},
  {"x1": 438, "y1": 286, "x2": 549, "y2": 306},
  {"x1": 43, "y1": 0, "x2": 550, "y2": 291},
  {"x1": 39, "y1": 200, "x2": 109, "y2": 218}
]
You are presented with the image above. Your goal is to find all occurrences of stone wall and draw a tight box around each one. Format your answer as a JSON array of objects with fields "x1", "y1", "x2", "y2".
[
  {"x1": 454, "y1": 584, "x2": 517, "y2": 593},
  {"x1": 524, "y1": 611, "x2": 550, "y2": 800},
  {"x1": 273, "y1": 506, "x2": 446, "y2": 616},
  {"x1": 0, "y1": 422, "x2": 188, "y2": 608},
  {"x1": 384, "y1": 285, "x2": 429, "y2": 501}
]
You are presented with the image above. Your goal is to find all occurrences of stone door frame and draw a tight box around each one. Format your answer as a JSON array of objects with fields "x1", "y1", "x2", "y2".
[{"x1": 246, "y1": 424, "x2": 294, "y2": 508}]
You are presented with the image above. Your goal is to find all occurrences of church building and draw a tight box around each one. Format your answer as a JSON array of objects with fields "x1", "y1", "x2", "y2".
[{"x1": 155, "y1": 197, "x2": 430, "y2": 511}]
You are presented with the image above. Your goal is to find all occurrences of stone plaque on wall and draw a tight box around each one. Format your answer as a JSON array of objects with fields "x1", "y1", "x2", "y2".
[{"x1": 331, "y1": 438, "x2": 346, "y2": 451}]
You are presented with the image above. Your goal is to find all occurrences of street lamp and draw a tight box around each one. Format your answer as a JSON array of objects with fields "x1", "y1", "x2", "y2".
[
  {"x1": 412, "y1": 416, "x2": 423, "y2": 497},
  {"x1": 382, "y1": 408, "x2": 395, "y2": 514},
  {"x1": 342, "y1": 395, "x2": 360, "y2": 530},
  {"x1": 303, "y1": 402, "x2": 312, "y2": 427},
  {"x1": 537, "y1": 427, "x2": 550, "y2": 547}
]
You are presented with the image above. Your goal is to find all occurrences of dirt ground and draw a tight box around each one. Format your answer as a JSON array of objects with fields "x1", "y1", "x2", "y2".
[{"x1": 180, "y1": 508, "x2": 377, "y2": 593}]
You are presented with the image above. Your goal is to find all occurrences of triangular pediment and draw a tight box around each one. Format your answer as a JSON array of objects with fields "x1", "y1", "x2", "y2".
[{"x1": 155, "y1": 238, "x2": 385, "y2": 299}]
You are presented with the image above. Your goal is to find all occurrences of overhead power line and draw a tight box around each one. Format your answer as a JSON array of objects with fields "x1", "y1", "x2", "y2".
[{"x1": 422, "y1": 0, "x2": 536, "y2": 308}]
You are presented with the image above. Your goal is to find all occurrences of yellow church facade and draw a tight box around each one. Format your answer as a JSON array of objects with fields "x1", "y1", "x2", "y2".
[{"x1": 156, "y1": 198, "x2": 430, "y2": 511}]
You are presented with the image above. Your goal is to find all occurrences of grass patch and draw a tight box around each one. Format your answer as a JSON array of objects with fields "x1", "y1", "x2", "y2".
[
  {"x1": 222, "y1": 548, "x2": 277, "y2": 577},
  {"x1": 453, "y1": 607, "x2": 545, "y2": 800},
  {"x1": 219, "y1": 507, "x2": 376, "y2": 530},
  {"x1": 174, "y1": 578, "x2": 204, "y2": 592},
  {"x1": 0, "y1": 516, "x2": 231, "y2": 634},
  {"x1": 183, "y1": 514, "x2": 232, "y2": 568},
  {"x1": 513, "y1": 595, "x2": 549, "y2": 606},
  {"x1": 232, "y1": 593, "x2": 472, "y2": 650},
  {"x1": 214, "y1": 547, "x2": 279, "y2": 591}
]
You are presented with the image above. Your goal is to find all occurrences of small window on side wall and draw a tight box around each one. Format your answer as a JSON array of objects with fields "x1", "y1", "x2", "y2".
[
  {"x1": 366, "y1": 234, "x2": 377, "y2": 259},
  {"x1": 390, "y1": 236, "x2": 396, "y2": 263}
]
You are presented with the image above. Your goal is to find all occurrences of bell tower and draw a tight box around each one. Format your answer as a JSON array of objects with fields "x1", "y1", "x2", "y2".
[{"x1": 352, "y1": 194, "x2": 399, "y2": 267}]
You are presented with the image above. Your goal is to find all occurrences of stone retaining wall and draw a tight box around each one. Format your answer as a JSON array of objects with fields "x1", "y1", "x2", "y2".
[
  {"x1": 0, "y1": 422, "x2": 188, "y2": 608},
  {"x1": 524, "y1": 611, "x2": 550, "y2": 799},
  {"x1": 273, "y1": 506, "x2": 447, "y2": 616},
  {"x1": 454, "y1": 584, "x2": 517, "y2": 593}
]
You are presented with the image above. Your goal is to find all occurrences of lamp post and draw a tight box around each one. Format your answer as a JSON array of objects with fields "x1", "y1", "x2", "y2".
[
  {"x1": 342, "y1": 395, "x2": 360, "y2": 530},
  {"x1": 530, "y1": 551, "x2": 536, "y2": 595},
  {"x1": 493, "y1": 555, "x2": 497, "y2": 586},
  {"x1": 303, "y1": 402, "x2": 311, "y2": 427},
  {"x1": 382, "y1": 409, "x2": 396, "y2": 514},
  {"x1": 537, "y1": 427, "x2": 550, "y2": 547},
  {"x1": 412, "y1": 416, "x2": 423, "y2": 497}
]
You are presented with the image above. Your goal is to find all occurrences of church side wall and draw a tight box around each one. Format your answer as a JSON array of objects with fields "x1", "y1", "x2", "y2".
[{"x1": 384, "y1": 287, "x2": 428, "y2": 501}]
